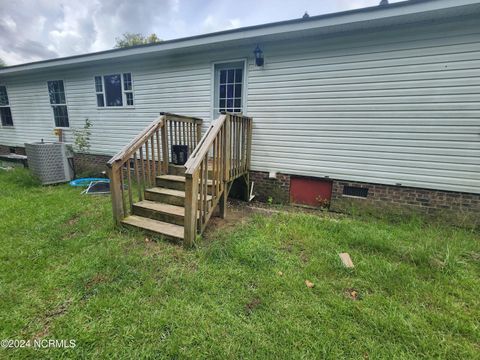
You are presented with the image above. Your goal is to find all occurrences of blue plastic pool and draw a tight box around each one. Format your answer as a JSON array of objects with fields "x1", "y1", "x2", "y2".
[{"x1": 69, "y1": 178, "x2": 110, "y2": 187}]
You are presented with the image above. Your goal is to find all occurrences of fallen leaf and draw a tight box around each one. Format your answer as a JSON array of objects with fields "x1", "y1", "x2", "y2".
[
  {"x1": 345, "y1": 288, "x2": 361, "y2": 300},
  {"x1": 305, "y1": 280, "x2": 314, "y2": 288}
]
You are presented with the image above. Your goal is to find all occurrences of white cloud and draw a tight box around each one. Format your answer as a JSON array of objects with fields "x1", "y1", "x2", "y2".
[
  {"x1": 3, "y1": 16, "x2": 17, "y2": 32},
  {"x1": 0, "y1": 0, "x2": 407, "y2": 66},
  {"x1": 202, "y1": 15, "x2": 242, "y2": 33}
]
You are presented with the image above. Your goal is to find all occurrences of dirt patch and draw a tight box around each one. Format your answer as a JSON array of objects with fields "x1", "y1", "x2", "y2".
[
  {"x1": 203, "y1": 199, "x2": 342, "y2": 244},
  {"x1": 245, "y1": 297, "x2": 261, "y2": 315},
  {"x1": 81, "y1": 273, "x2": 110, "y2": 301},
  {"x1": 32, "y1": 299, "x2": 73, "y2": 340},
  {"x1": 344, "y1": 288, "x2": 362, "y2": 301},
  {"x1": 202, "y1": 200, "x2": 257, "y2": 239},
  {"x1": 61, "y1": 213, "x2": 84, "y2": 239},
  {"x1": 84, "y1": 273, "x2": 109, "y2": 290},
  {"x1": 67, "y1": 216, "x2": 80, "y2": 226},
  {"x1": 300, "y1": 250, "x2": 309, "y2": 263},
  {"x1": 282, "y1": 243, "x2": 293, "y2": 253},
  {"x1": 248, "y1": 200, "x2": 347, "y2": 220}
]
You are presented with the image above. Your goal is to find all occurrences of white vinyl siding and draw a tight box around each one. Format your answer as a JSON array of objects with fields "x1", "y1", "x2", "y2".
[
  {"x1": 246, "y1": 18, "x2": 480, "y2": 194},
  {"x1": 0, "y1": 17, "x2": 479, "y2": 195},
  {"x1": 0, "y1": 57, "x2": 213, "y2": 156}
]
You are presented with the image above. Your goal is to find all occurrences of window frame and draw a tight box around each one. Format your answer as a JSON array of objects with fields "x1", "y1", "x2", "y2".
[
  {"x1": 46, "y1": 79, "x2": 70, "y2": 129},
  {"x1": 94, "y1": 72, "x2": 135, "y2": 109},
  {"x1": 0, "y1": 84, "x2": 14, "y2": 128},
  {"x1": 211, "y1": 59, "x2": 247, "y2": 119}
]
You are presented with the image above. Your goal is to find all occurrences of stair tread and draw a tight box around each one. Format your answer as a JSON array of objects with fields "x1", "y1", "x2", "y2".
[
  {"x1": 146, "y1": 187, "x2": 213, "y2": 200},
  {"x1": 157, "y1": 174, "x2": 213, "y2": 185},
  {"x1": 157, "y1": 174, "x2": 186, "y2": 182},
  {"x1": 122, "y1": 215, "x2": 184, "y2": 239},
  {"x1": 133, "y1": 200, "x2": 185, "y2": 216}
]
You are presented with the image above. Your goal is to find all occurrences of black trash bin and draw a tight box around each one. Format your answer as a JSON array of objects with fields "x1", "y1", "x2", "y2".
[{"x1": 171, "y1": 145, "x2": 189, "y2": 165}]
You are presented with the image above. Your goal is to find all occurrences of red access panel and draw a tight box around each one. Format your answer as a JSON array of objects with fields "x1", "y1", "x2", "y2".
[{"x1": 290, "y1": 177, "x2": 332, "y2": 207}]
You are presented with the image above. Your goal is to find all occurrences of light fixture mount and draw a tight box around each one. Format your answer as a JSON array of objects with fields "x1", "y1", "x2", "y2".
[{"x1": 253, "y1": 45, "x2": 264, "y2": 67}]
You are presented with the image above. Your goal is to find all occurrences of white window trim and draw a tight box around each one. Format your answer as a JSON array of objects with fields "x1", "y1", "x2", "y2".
[
  {"x1": 210, "y1": 58, "x2": 248, "y2": 121},
  {"x1": 0, "y1": 84, "x2": 14, "y2": 128},
  {"x1": 46, "y1": 79, "x2": 70, "y2": 129},
  {"x1": 94, "y1": 72, "x2": 135, "y2": 109}
]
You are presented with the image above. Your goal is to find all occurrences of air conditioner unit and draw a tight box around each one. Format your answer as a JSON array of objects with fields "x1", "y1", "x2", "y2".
[{"x1": 25, "y1": 142, "x2": 74, "y2": 185}]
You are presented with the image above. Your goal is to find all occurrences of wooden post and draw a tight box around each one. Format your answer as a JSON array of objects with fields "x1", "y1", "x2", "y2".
[
  {"x1": 219, "y1": 187, "x2": 228, "y2": 219},
  {"x1": 196, "y1": 120, "x2": 202, "y2": 147},
  {"x1": 246, "y1": 118, "x2": 252, "y2": 170},
  {"x1": 108, "y1": 163, "x2": 124, "y2": 225},
  {"x1": 223, "y1": 114, "x2": 231, "y2": 181},
  {"x1": 161, "y1": 116, "x2": 169, "y2": 174},
  {"x1": 184, "y1": 170, "x2": 199, "y2": 248},
  {"x1": 218, "y1": 114, "x2": 231, "y2": 219},
  {"x1": 243, "y1": 173, "x2": 250, "y2": 202},
  {"x1": 245, "y1": 117, "x2": 253, "y2": 201}
]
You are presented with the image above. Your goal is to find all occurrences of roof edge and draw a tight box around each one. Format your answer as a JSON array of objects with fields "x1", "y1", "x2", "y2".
[{"x1": 0, "y1": 0, "x2": 476, "y2": 75}]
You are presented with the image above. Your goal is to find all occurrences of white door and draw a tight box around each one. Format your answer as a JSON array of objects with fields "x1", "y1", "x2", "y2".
[{"x1": 213, "y1": 61, "x2": 245, "y2": 116}]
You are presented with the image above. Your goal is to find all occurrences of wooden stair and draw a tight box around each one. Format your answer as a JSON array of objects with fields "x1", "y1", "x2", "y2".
[
  {"x1": 121, "y1": 165, "x2": 210, "y2": 242},
  {"x1": 108, "y1": 113, "x2": 252, "y2": 247}
]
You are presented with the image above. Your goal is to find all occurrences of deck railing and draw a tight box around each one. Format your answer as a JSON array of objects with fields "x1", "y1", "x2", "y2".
[
  {"x1": 183, "y1": 113, "x2": 252, "y2": 246},
  {"x1": 107, "y1": 112, "x2": 203, "y2": 224}
]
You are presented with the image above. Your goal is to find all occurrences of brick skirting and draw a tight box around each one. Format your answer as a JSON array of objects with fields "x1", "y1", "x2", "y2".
[
  {"x1": 1, "y1": 145, "x2": 110, "y2": 176},
  {"x1": 331, "y1": 181, "x2": 479, "y2": 228},
  {"x1": 330, "y1": 181, "x2": 480, "y2": 213},
  {"x1": 73, "y1": 153, "x2": 112, "y2": 177},
  {"x1": 250, "y1": 171, "x2": 291, "y2": 204},
  {"x1": 0, "y1": 145, "x2": 26, "y2": 155},
  {"x1": 2, "y1": 145, "x2": 478, "y2": 225},
  {"x1": 249, "y1": 170, "x2": 479, "y2": 226}
]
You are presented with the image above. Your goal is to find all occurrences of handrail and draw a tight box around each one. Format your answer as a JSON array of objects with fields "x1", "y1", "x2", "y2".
[
  {"x1": 183, "y1": 113, "x2": 252, "y2": 247},
  {"x1": 162, "y1": 112, "x2": 203, "y2": 123},
  {"x1": 107, "y1": 115, "x2": 165, "y2": 167},
  {"x1": 184, "y1": 114, "x2": 226, "y2": 174},
  {"x1": 108, "y1": 112, "x2": 202, "y2": 168},
  {"x1": 107, "y1": 112, "x2": 203, "y2": 225}
]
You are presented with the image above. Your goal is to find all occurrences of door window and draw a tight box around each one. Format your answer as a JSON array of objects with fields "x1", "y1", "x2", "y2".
[{"x1": 214, "y1": 61, "x2": 244, "y2": 115}]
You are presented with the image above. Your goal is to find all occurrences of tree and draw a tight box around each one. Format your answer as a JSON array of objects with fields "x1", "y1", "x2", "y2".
[
  {"x1": 0, "y1": 58, "x2": 6, "y2": 67},
  {"x1": 114, "y1": 33, "x2": 162, "y2": 48}
]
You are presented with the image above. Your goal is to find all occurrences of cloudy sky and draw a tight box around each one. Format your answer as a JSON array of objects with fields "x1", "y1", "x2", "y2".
[{"x1": 0, "y1": 0, "x2": 404, "y2": 66}]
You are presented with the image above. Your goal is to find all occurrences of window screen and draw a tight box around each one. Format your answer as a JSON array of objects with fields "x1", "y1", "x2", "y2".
[
  {"x1": 0, "y1": 86, "x2": 13, "y2": 126},
  {"x1": 47, "y1": 80, "x2": 69, "y2": 127},
  {"x1": 95, "y1": 73, "x2": 134, "y2": 107}
]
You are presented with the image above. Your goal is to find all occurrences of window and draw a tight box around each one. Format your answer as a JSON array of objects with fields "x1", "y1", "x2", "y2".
[
  {"x1": 95, "y1": 73, "x2": 134, "y2": 107},
  {"x1": 0, "y1": 86, "x2": 13, "y2": 126},
  {"x1": 94, "y1": 76, "x2": 104, "y2": 107},
  {"x1": 343, "y1": 186, "x2": 368, "y2": 198},
  {"x1": 47, "y1": 80, "x2": 69, "y2": 127},
  {"x1": 214, "y1": 62, "x2": 244, "y2": 114}
]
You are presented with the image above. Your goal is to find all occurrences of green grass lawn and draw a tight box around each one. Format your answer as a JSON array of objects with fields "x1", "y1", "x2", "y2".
[{"x1": 0, "y1": 169, "x2": 479, "y2": 359}]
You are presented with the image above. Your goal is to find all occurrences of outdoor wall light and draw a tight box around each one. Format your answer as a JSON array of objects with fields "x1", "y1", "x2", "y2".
[{"x1": 254, "y1": 45, "x2": 264, "y2": 66}]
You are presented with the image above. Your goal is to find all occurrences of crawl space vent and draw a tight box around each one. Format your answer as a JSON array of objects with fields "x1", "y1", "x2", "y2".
[{"x1": 343, "y1": 186, "x2": 368, "y2": 198}]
